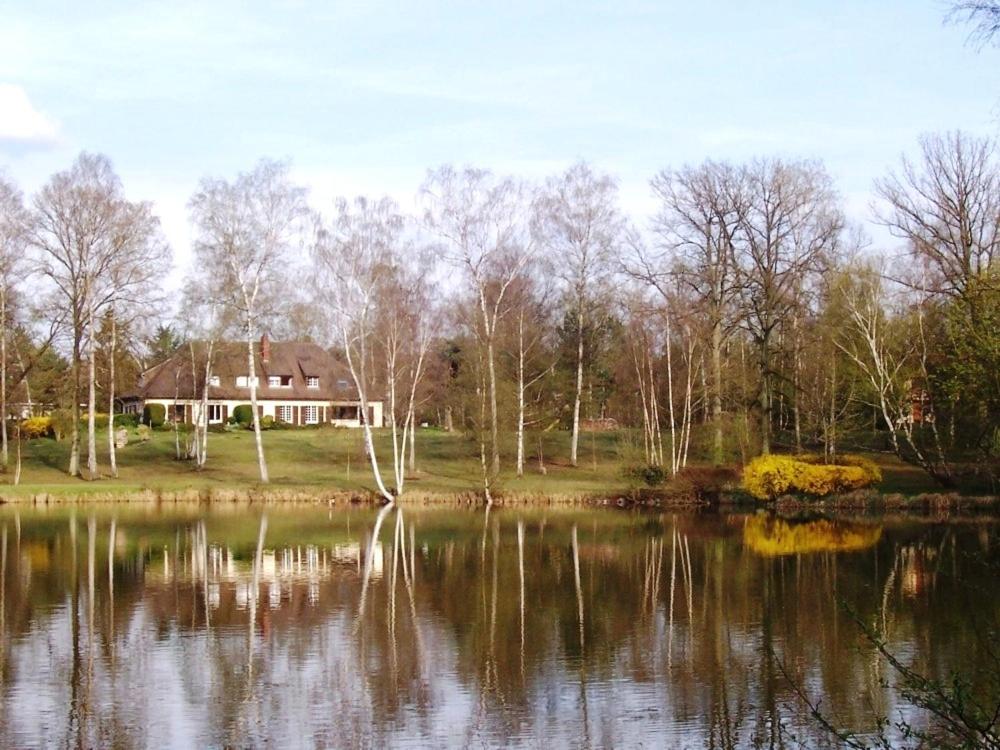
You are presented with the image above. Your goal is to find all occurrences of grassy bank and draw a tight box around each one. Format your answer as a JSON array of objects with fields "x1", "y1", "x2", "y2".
[{"x1": 0, "y1": 425, "x2": 958, "y2": 501}]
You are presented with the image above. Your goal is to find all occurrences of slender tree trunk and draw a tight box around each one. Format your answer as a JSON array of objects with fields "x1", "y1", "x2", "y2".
[
  {"x1": 711, "y1": 317, "x2": 724, "y2": 466},
  {"x1": 246, "y1": 331, "x2": 269, "y2": 483},
  {"x1": 516, "y1": 313, "x2": 526, "y2": 477},
  {"x1": 173, "y1": 373, "x2": 181, "y2": 460},
  {"x1": 0, "y1": 288, "x2": 7, "y2": 471},
  {"x1": 792, "y1": 315, "x2": 802, "y2": 454},
  {"x1": 387, "y1": 345, "x2": 401, "y2": 493},
  {"x1": 828, "y1": 351, "x2": 837, "y2": 460},
  {"x1": 13, "y1": 420, "x2": 20, "y2": 485},
  {"x1": 759, "y1": 330, "x2": 772, "y2": 456},
  {"x1": 199, "y1": 342, "x2": 213, "y2": 469},
  {"x1": 342, "y1": 326, "x2": 393, "y2": 503},
  {"x1": 665, "y1": 315, "x2": 677, "y2": 474},
  {"x1": 188, "y1": 343, "x2": 200, "y2": 464},
  {"x1": 107, "y1": 313, "x2": 118, "y2": 478},
  {"x1": 487, "y1": 337, "x2": 500, "y2": 475},
  {"x1": 570, "y1": 308, "x2": 584, "y2": 467},
  {"x1": 86, "y1": 297, "x2": 98, "y2": 479},
  {"x1": 408, "y1": 411, "x2": 416, "y2": 474},
  {"x1": 69, "y1": 314, "x2": 82, "y2": 477}
]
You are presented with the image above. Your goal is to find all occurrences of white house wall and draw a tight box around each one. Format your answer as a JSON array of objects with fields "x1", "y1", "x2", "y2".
[{"x1": 139, "y1": 398, "x2": 385, "y2": 428}]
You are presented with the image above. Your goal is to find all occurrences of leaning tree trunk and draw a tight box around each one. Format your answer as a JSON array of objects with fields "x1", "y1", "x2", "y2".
[
  {"x1": 570, "y1": 308, "x2": 584, "y2": 468},
  {"x1": 246, "y1": 330, "x2": 269, "y2": 483},
  {"x1": 342, "y1": 323, "x2": 393, "y2": 504}
]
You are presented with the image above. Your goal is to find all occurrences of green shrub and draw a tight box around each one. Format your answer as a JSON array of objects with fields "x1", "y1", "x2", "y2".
[
  {"x1": 88, "y1": 413, "x2": 110, "y2": 429},
  {"x1": 232, "y1": 404, "x2": 254, "y2": 426},
  {"x1": 50, "y1": 409, "x2": 75, "y2": 441},
  {"x1": 623, "y1": 463, "x2": 668, "y2": 487},
  {"x1": 742, "y1": 453, "x2": 882, "y2": 500},
  {"x1": 261, "y1": 415, "x2": 274, "y2": 430},
  {"x1": 143, "y1": 403, "x2": 166, "y2": 428},
  {"x1": 115, "y1": 413, "x2": 140, "y2": 428},
  {"x1": 19, "y1": 416, "x2": 53, "y2": 439}
]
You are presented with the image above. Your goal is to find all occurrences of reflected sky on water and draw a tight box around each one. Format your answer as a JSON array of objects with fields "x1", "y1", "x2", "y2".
[{"x1": 0, "y1": 504, "x2": 996, "y2": 748}]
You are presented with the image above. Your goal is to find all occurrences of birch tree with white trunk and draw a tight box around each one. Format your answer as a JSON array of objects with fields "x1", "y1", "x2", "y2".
[
  {"x1": 421, "y1": 166, "x2": 535, "y2": 492},
  {"x1": 534, "y1": 162, "x2": 623, "y2": 467},
  {"x1": 646, "y1": 161, "x2": 744, "y2": 466},
  {"x1": 189, "y1": 160, "x2": 310, "y2": 483},
  {"x1": 313, "y1": 196, "x2": 434, "y2": 502}
]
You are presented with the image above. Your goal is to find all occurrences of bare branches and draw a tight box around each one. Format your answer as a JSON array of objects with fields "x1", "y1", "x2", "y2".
[
  {"x1": 948, "y1": 1, "x2": 1000, "y2": 47},
  {"x1": 189, "y1": 160, "x2": 310, "y2": 483}
]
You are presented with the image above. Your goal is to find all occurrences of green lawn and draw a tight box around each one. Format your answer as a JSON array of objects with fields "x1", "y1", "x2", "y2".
[{"x1": 0, "y1": 425, "x2": 950, "y2": 499}]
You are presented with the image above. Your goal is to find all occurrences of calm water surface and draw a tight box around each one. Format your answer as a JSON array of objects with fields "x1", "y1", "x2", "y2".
[{"x1": 0, "y1": 503, "x2": 996, "y2": 748}]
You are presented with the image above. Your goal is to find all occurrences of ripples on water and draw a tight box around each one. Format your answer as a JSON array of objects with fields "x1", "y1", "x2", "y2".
[{"x1": 0, "y1": 504, "x2": 996, "y2": 748}]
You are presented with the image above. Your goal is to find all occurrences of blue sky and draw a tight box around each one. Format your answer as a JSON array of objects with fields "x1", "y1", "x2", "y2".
[{"x1": 1, "y1": 0, "x2": 997, "y2": 280}]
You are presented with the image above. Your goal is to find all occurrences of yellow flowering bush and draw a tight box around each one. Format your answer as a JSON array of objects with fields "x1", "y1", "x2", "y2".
[
  {"x1": 742, "y1": 453, "x2": 881, "y2": 500},
  {"x1": 744, "y1": 516, "x2": 882, "y2": 556},
  {"x1": 19, "y1": 416, "x2": 54, "y2": 439}
]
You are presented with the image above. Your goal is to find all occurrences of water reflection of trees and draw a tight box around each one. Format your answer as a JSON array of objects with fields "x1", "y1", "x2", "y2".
[{"x1": 0, "y1": 507, "x2": 996, "y2": 747}]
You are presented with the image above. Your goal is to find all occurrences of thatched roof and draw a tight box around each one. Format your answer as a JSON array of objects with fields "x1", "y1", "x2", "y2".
[{"x1": 126, "y1": 339, "x2": 360, "y2": 402}]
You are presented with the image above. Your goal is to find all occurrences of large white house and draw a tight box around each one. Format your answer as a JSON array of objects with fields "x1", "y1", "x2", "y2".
[{"x1": 122, "y1": 335, "x2": 384, "y2": 428}]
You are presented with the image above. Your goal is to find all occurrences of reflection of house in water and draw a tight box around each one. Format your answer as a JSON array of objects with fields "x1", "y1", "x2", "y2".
[{"x1": 152, "y1": 540, "x2": 382, "y2": 612}]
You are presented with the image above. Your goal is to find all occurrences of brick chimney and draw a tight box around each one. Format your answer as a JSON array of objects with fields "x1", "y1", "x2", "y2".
[{"x1": 260, "y1": 333, "x2": 271, "y2": 363}]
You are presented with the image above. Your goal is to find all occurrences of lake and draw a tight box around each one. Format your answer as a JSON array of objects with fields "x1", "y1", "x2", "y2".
[{"x1": 0, "y1": 503, "x2": 995, "y2": 748}]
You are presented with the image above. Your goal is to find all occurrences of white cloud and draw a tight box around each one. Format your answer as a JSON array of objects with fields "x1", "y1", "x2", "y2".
[{"x1": 0, "y1": 83, "x2": 59, "y2": 143}]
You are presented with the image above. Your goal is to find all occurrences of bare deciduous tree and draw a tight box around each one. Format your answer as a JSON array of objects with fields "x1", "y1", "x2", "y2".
[
  {"x1": 31, "y1": 153, "x2": 164, "y2": 478},
  {"x1": 734, "y1": 159, "x2": 843, "y2": 454},
  {"x1": 189, "y1": 160, "x2": 310, "y2": 483},
  {"x1": 646, "y1": 161, "x2": 744, "y2": 465},
  {"x1": 421, "y1": 166, "x2": 535, "y2": 497},
  {"x1": 0, "y1": 175, "x2": 29, "y2": 472},
  {"x1": 534, "y1": 162, "x2": 623, "y2": 467},
  {"x1": 876, "y1": 131, "x2": 1000, "y2": 302},
  {"x1": 314, "y1": 196, "x2": 434, "y2": 502}
]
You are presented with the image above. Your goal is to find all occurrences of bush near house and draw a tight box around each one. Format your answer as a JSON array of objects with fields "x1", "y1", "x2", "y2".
[
  {"x1": 115, "y1": 413, "x2": 140, "y2": 428},
  {"x1": 232, "y1": 404, "x2": 254, "y2": 427},
  {"x1": 143, "y1": 403, "x2": 166, "y2": 428},
  {"x1": 742, "y1": 453, "x2": 882, "y2": 500},
  {"x1": 19, "y1": 416, "x2": 54, "y2": 439}
]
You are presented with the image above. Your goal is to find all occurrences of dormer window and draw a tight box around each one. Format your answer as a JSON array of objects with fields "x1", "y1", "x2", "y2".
[
  {"x1": 236, "y1": 376, "x2": 259, "y2": 387},
  {"x1": 268, "y1": 376, "x2": 281, "y2": 387},
  {"x1": 208, "y1": 375, "x2": 220, "y2": 387},
  {"x1": 267, "y1": 375, "x2": 292, "y2": 387},
  {"x1": 306, "y1": 376, "x2": 319, "y2": 389}
]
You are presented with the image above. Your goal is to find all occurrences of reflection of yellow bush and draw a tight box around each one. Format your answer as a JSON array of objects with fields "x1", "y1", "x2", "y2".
[
  {"x1": 744, "y1": 516, "x2": 882, "y2": 556},
  {"x1": 19, "y1": 416, "x2": 54, "y2": 439},
  {"x1": 742, "y1": 454, "x2": 881, "y2": 500}
]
